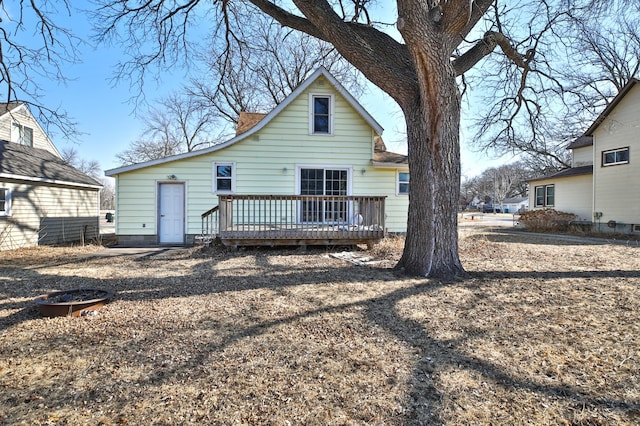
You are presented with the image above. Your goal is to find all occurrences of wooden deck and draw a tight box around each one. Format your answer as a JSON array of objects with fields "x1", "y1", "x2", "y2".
[{"x1": 201, "y1": 195, "x2": 386, "y2": 247}]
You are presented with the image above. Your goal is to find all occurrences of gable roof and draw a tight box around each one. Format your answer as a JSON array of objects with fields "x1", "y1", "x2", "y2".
[
  {"x1": 106, "y1": 67, "x2": 385, "y2": 176},
  {"x1": 584, "y1": 78, "x2": 640, "y2": 136},
  {"x1": 0, "y1": 140, "x2": 102, "y2": 189},
  {"x1": 0, "y1": 102, "x2": 62, "y2": 158},
  {"x1": 0, "y1": 102, "x2": 22, "y2": 116}
]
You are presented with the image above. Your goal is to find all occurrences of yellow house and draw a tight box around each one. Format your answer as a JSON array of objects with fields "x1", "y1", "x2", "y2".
[
  {"x1": 106, "y1": 67, "x2": 409, "y2": 246},
  {"x1": 528, "y1": 78, "x2": 640, "y2": 233},
  {"x1": 0, "y1": 103, "x2": 102, "y2": 250}
]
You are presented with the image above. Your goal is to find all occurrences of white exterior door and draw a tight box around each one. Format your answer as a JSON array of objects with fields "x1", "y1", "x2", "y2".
[{"x1": 159, "y1": 183, "x2": 185, "y2": 244}]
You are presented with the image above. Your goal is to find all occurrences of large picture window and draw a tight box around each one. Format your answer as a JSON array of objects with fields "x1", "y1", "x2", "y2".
[
  {"x1": 310, "y1": 94, "x2": 333, "y2": 135},
  {"x1": 535, "y1": 184, "x2": 554, "y2": 207},
  {"x1": 213, "y1": 162, "x2": 235, "y2": 193},
  {"x1": 602, "y1": 147, "x2": 629, "y2": 166},
  {"x1": 299, "y1": 167, "x2": 349, "y2": 222}
]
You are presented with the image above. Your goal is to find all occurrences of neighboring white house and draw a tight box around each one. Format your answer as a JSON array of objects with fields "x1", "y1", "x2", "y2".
[
  {"x1": 105, "y1": 67, "x2": 409, "y2": 246},
  {"x1": 0, "y1": 103, "x2": 102, "y2": 250},
  {"x1": 528, "y1": 78, "x2": 640, "y2": 233},
  {"x1": 501, "y1": 197, "x2": 528, "y2": 214}
]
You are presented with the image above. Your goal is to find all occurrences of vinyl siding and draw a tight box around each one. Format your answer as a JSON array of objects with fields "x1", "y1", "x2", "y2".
[
  {"x1": 0, "y1": 180, "x2": 100, "y2": 250},
  {"x1": 0, "y1": 106, "x2": 59, "y2": 155},
  {"x1": 114, "y1": 76, "x2": 409, "y2": 237},
  {"x1": 572, "y1": 145, "x2": 593, "y2": 166},
  {"x1": 529, "y1": 174, "x2": 592, "y2": 221},
  {"x1": 592, "y1": 84, "x2": 640, "y2": 225}
]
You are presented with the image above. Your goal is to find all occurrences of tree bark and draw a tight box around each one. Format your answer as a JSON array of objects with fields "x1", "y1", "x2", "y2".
[{"x1": 395, "y1": 69, "x2": 465, "y2": 279}]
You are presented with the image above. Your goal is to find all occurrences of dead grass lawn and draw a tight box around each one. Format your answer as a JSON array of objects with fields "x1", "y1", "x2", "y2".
[{"x1": 0, "y1": 229, "x2": 639, "y2": 425}]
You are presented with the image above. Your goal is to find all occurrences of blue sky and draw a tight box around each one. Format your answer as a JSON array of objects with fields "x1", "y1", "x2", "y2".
[{"x1": 15, "y1": 2, "x2": 511, "y2": 178}]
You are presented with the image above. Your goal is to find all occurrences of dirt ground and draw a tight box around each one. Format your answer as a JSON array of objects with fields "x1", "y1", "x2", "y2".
[{"x1": 0, "y1": 228, "x2": 639, "y2": 425}]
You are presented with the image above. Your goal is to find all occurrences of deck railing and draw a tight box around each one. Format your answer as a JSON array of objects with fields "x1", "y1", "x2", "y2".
[
  {"x1": 213, "y1": 194, "x2": 386, "y2": 246},
  {"x1": 196, "y1": 205, "x2": 219, "y2": 245}
]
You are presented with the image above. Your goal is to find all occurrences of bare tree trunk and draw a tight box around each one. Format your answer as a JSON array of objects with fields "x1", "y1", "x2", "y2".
[{"x1": 396, "y1": 54, "x2": 465, "y2": 279}]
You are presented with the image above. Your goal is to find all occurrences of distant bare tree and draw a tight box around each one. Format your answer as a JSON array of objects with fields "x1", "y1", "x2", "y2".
[
  {"x1": 115, "y1": 92, "x2": 224, "y2": 165},
  {"x1": 61, "y1": 146, "x2": 102, "y2": 180},
  {"x1": 188, "y1": 14, "x2": 362, "y2": 130},
  {"x1": 0, "y1": 1, "x2": 81, "y2": 137},
  {"x1": 471, "y1": 6, "x2": 640, "y2": 171}
]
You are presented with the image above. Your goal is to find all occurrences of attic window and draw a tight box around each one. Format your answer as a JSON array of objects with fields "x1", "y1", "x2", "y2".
[
  {"x1": 310, "y1": 94, "x2": 333, "y2": 135},
  {"x1": 12, "y1": 122, "x2": 33, "y2": 147},
  {"x1": 602, "y1": 147, "x2": 629, "y2": 166}
]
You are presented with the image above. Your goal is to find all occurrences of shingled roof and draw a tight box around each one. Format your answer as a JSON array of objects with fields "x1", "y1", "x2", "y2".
[
  {"x1": 0, "y1": 140, "x2": 102, "y2": 188},
  {"x1": 528, "y1": 165, "x2": 593, "y2": 183}
]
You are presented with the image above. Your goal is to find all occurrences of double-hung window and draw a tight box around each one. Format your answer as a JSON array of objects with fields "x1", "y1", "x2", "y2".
[
  {"x1": 310, "y1": 94, "x2": 333, "y2": 135},
  {"x1": 534, "y1": 185, "x2": 554, "y2": 207},
  {"x1": 213, "y1": 162, "x2": 235, "y2": 193},
  {"x1": 0, "y1": 188, "x2": 11, "y2": 216},
  {"x1": 602, "y1": 147, "x2": 629, "y2": 166},
  {"x1": 12, "y1": 123, "x2": 33, "y2": 147},
  {"x1": 398, "y1": 172, "x2": 410, "y2": 195}
]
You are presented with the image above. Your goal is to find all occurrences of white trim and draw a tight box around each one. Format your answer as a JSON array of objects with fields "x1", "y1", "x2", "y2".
[
  {"x1": 0, "y1": 173, "x2": 102, "y2": 190},
  {"x1": 0, "y1": 186, "x2": 12, "y2": 216},
  {"x1": 156, "y1": 181, "x2": 187, "y2": 244},
  {"x1": 105, "y1": 67, "x2": 384, "y2": 176},
  {"x1": 2, "y1": 103, "x2": 61, "y2": 157},
  {"x1": 602, "y1": 147, "x2": 629, "y2": 166},
  {"x1": 397, "y1": 170, "x2": 410, "y2": 196},
  {"x1": 309, "y1": 93, "x2": 334, "y2": 135},
  {"x1": 295, "y1": 164, "x2": 353, "y2": 195},
  {"x1": 212, "y1": 161, "x2": 236, "y2": 194},
  {"x1": 371, "y1": 161, "x2": 409, "y2": 169}
]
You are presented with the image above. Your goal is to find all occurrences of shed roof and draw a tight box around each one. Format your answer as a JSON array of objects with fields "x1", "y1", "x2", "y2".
[
  {"x1": 528, "y1": 165, "x2": 593, "y2": 183},
  {"x1": 567, "y1": 135, "x2": 593, "y2": 150},
  {"x1": 0, "y1": 140, "x2": 102, "y2": 188}
]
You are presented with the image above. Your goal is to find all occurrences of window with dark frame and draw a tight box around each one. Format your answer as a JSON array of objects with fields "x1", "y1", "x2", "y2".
[
  {"x1": 313, "y1": 96, "x2": 330, "y2": 134},
  {"x1": 215, "y1": 163, "x2": 233, "y2": 192},
  {"x1": 602, "y1": 147, "x2": 629, "y2": 166},
  {"x1": 0, "y1": 188, "x2": 8, "y2": 214},
  {"x1": 534, "y1": 184, "x2": 554, "y2": 207}
]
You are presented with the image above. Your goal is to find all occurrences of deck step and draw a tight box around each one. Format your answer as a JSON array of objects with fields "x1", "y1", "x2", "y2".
[{"x1": 194, "y1": 235, "x2": 215, "y2": 246}]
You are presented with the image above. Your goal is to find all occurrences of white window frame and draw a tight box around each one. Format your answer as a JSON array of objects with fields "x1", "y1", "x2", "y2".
[
  {"x1": 11, "y1": 122, "x2": 34, "y2": 147},
  {"x1": 397, "y1": 171, "x2": 410, "y2": 196},
  {"x1": 0, "y1": 187, "x2": 12, "y2": 216},
  {"x1": 212, "y1": 162, "x2": 236, "y2": 194},
  {"x1": 309, "y1": 94, "x2": 334, "y2": 135},
  {"x1": 602, "y1": 147, "x2": 629, "y2": 166}
]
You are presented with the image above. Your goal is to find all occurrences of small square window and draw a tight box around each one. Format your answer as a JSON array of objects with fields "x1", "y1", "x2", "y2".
[
  {"x1": 398, "y1": 172, "x2": 410, "y2": 195},
  {"x1": 213, "y1": 162, "x2": 235, "y2": 193}
]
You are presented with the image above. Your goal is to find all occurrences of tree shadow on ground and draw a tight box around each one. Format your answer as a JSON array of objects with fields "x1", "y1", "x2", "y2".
[{"x1": 1, "y1": 245, "x2": 639, "y2": 424}]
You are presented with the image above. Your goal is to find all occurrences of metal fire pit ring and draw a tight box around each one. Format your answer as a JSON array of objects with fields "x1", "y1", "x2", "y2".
[{"x1": 35, "y1": 288, "x2": 115, "y2": 317}]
